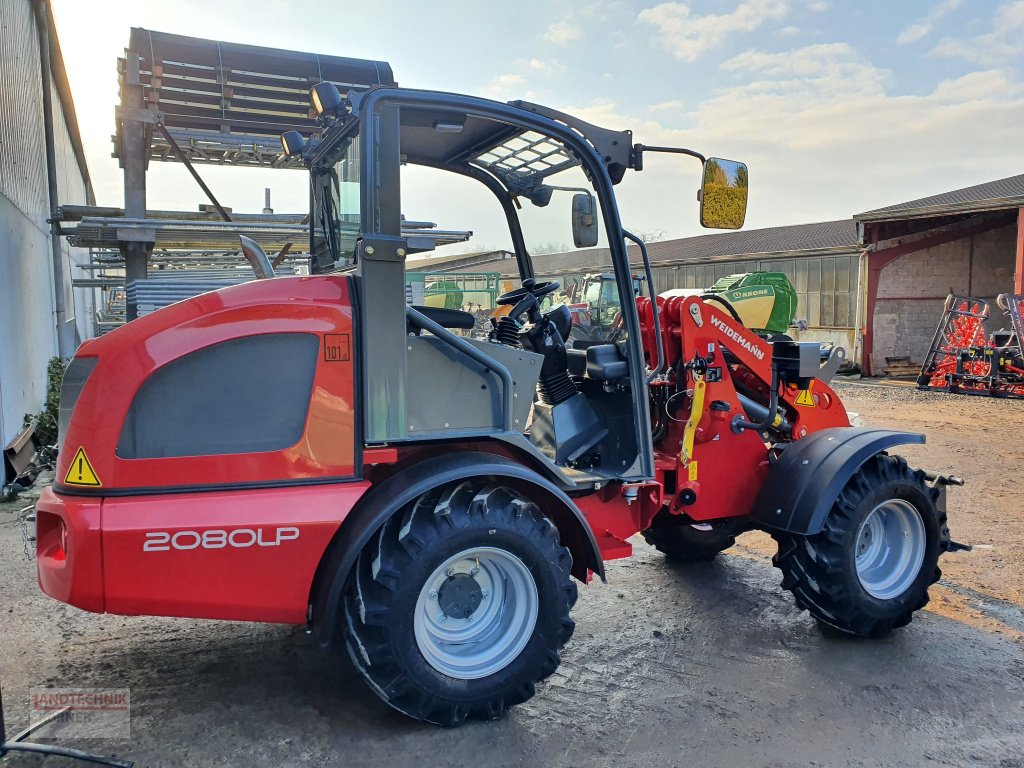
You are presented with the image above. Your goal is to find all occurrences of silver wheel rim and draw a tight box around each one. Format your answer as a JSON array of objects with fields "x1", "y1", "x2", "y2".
[
  {"x1": 413, "y1": 546, "x2": 539, "y2": 680},
  {"x1": 855, "y1": 499, "x2": 926, "y2": 600}
]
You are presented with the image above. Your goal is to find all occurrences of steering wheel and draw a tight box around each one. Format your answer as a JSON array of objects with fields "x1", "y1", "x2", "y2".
[{"x1": 496, "y1": 278, "x2": 561, "y2": 307}]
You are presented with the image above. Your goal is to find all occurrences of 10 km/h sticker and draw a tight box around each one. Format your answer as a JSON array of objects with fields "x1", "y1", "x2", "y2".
[{"x1": 64, "y1": 447, "x2": 102, "y2": 487}]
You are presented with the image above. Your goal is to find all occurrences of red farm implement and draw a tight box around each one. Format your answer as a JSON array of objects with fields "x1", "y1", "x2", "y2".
[{"x1": 918, "y1": 293, "x2": 1024, "y2": 398}]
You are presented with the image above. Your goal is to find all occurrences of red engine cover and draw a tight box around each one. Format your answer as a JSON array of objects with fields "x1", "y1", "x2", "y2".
[
  {"x1": 56, "y1": 276, "x2": 358, "y2": 494},
  {"x1": 41, "y1": 276, "x2": 365, "y2": 623}
]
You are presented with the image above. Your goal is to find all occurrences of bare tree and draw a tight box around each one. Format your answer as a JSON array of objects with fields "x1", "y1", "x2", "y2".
[
  {"x1": 530, "y1": 241, "x2": 571, "y2": 255},
  {"x1": 636, "y1": 229, "x2": 667, "y2": 244}
]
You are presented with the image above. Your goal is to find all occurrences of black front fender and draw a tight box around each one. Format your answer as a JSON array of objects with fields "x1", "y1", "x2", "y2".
[{"x1": 750, "y1": 428, "x2": 925, "y2": 535}]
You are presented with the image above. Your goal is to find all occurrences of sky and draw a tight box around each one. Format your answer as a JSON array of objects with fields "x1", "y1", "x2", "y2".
[{"x1": 50, "y1": 0, "x2": 1024, "y2": 253}]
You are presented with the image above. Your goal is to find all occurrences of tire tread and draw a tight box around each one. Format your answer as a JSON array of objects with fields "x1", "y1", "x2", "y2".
[
  {"x1": 343, "y1": 480, "x2": 576, "y2": 726},
  {"x1": 772, "y1": 454, "x2": 943, "y2": 637}
]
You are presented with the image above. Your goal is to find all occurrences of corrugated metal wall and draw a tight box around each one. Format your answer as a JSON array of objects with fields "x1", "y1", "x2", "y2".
[
  {"x1": 0, "y1": 0, "x2": 91, "y2": 456},
  {"x1": 649, "y1": 253, "x2": 861, "y2": 329},
  {"x1": 648, "y1": 253, "x2": 862, "y2": 357},
  {"x1": 541, "y1": 252, "x2": 860, "y2": 330},
  {"x1": 0, "y1": 0, "x2": 49, "y2": 217},
  {"x1": 47, "y1": 73, "x2": 95, "y2": 344}
]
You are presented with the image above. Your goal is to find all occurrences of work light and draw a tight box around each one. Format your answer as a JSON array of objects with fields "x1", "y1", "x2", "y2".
[
  {"x1": 311, "y1": 82, "x2": 344, "y2": 118},
  {"x1": 280, "y1": 130, "x2": 306, "y2": 157}
]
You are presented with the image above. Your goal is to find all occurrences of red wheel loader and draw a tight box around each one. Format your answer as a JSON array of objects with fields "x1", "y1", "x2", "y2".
[{"x1": 38, "y1": 83, "x2": 963, "y2": 726}]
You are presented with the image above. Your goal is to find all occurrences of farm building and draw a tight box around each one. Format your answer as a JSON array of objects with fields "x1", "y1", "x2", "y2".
[
  {"x1": 855, "y1": 174, "x2": 1024, "y2": 375},
  {"x1": 0, "y1": 0, "x2": 94, "y2": 469},
  {"x1": 409, "y1": 220, "x2": 865, "y2": 358},
  {"x1": 411, "y1": 175, "x2": 1024, "y2": 376}
]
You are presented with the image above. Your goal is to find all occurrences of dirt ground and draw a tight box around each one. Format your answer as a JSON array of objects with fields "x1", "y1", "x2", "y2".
[{"x1": 2, "y1": 381, "x2": 1023, "y2": 767}]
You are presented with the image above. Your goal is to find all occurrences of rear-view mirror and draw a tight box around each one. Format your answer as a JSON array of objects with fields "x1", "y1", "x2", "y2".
[
  {"x1": 572, "y1": 192, "x2": 599, "y2": 248},
  {"x1": 699, "y1": 158, "x2": 748, "y2": 230}
]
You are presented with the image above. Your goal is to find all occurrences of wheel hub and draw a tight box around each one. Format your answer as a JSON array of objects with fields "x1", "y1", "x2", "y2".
[
  {"x1": 413, "y1": 547, "x2": 539, "y2": 680},
  {"x1": 438, "y1": 572, "x2": 483, "y2": 619},
  {"x1": 855, "y1": 499, "x2": 927, "y2": 600}
]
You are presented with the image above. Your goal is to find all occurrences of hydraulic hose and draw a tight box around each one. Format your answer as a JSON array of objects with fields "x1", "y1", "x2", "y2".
[{"x1": 701, "y1": 293, "x2": 743, "y2": 324}]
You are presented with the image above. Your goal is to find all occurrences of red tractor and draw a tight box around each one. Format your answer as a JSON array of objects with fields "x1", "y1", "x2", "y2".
[{"x1": 38, "y1": 83, "x2": 962, "y2": 726}]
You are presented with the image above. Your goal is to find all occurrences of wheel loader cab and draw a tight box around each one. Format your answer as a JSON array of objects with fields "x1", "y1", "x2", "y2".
[{"x1": 306, "y1": 88, "x2": 653, "y2": 484}]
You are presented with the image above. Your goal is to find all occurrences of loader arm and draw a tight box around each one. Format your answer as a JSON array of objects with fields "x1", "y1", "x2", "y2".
[{"x1": 642, "y1": 295, "x2": 851, "y2": 440}]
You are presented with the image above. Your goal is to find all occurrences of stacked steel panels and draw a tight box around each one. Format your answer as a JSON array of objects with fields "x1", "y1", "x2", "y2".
[{"x1": 114, "y1": 28, "x2": 395, "y2": 168}]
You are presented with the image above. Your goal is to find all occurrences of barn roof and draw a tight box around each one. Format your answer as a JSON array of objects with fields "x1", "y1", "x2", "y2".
[
  {"x1": 409, "y1": 219, "x2": 860, "y2": 276},
  {"x1": 855, "y1": 174, "x2": 1024, "y2": 223}
]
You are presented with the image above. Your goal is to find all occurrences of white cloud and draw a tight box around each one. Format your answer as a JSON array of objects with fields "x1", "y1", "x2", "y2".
[
  {"x1": 807, "y1": 1, "x2": 830, "y2": 11},
  {"x1": 897, "y1": 22, "x2": 931, "y2": 45},
  {"x1": 778, "y1": 25, "x2": 800, "y2": 36},
  {"x1": 555, "y1": 42, "x2": 1024, "y2": 238},
  {"x1": 897, "y1": 0, "x2": 963, "y2": 44},
  {"x1": 698, "y1": 45, "x2": 1024, "y2": 209},
  {"x1": 481, "y1": 58, "x2": 565, "y2": 100},
  {"x1": 650, "y1": 99, "x2": 684, "y2": 112},
  {"x1": 523, "y1": 58, "x2": 565, "y2": 75},
  {"x1": 931, "y1": 0, "x2": 1024, "y2": 63},
  {"x1": 637, "y1": 0, "x2": 790, "y2": 62},
  {"x1": 544, "y1": 19, "x2": 582, "y2": 45},
  {"x1": 483, "y1": 73, "x2": 528, "y2": 100},
  {"x1": 719, "y1": 43, "x2": 887, "y2": 103}
]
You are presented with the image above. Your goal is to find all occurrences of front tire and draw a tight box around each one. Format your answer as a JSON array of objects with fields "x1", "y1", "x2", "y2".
[
  {"x1": 772, "y1": 454, "x2": 943, "y2": 637},
  {"x1": 343, "y1": 481, "x2": 577, "y2": 726}
]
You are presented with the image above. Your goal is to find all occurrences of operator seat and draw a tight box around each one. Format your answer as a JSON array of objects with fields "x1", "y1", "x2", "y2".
[
  {"x1": 407, "y1": 305, "x2": 476, "y2": 335},
  {"x1": 566, "y1": 344, "x2": 628, "y2": 381},
  {"x1": 585, "y1": 344, "x2": 628, "y2": 381}
]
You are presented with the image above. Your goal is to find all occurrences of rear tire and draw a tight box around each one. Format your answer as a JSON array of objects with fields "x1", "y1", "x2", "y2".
[
  {"x1": 772, "y1": 454, "x2": 943, "y2": 637},
  {"x1": 343, "y1": 481, "x2": 577, "y2": 726},
  {"x1": 642, "y1": 516, "x2": 739, "y2": 562}
]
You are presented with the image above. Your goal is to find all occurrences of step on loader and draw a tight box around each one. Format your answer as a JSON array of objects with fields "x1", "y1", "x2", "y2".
[{"x1": 38, "y1": 82, "x2": 964, "y2": 726}]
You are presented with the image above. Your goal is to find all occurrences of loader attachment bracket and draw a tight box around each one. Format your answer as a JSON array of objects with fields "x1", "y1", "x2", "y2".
[
  {"x1": 750, "y1": 427, "x2": 925, "y2": 535},
  {"x1": 817, "y1": 345, "x2": 846, "y2": 384},
  {"x1": 923, "y1": 470, "x2": 971, "y2": 552}
]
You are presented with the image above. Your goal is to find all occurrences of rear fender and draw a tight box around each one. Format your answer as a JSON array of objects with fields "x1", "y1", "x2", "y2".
[
  {"x1": 750, "y1": 428, "x2": 925, "y2": 535},
  {"x1": 309, "y1": 451, "x2": 604, "y2": 647}
]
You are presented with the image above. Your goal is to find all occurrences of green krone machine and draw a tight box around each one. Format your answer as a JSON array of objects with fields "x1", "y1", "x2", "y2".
[{"x1": 703, "y1": 272, "x2": 798, "y2": 335}]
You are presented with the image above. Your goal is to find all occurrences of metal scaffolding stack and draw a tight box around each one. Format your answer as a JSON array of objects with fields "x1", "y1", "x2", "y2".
[
  {"x1": 113, "y1": 28, "x2": 396, "y2": 169},
  {"x1": 58, "y1": 29, "x2": 483, "y2": 333},
  {"x1": 60, "y1": 205, "x2": 471, "y2": 334},
  {"x1": 90, "y1": 28, "x2": 398, "y2": 323},
  {"x1": 58, "y1": 206, "x2": 470, "y2": 253}
]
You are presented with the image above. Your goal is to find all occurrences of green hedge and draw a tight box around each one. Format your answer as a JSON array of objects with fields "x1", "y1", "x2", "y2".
[
  {"x1": 702, "y1": 184, "x2": 747, "y2": 228},
  {"x1": 23, "y1": 357, "x2": 67, "y2": 446}
]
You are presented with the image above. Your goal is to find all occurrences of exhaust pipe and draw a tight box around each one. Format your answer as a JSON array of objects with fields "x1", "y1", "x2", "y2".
[{"x1": 239, "y1": 236, "x2": 275, "y2": 279}]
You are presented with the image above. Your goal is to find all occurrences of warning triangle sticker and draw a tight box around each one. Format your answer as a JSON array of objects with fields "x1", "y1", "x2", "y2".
[
  {"x1": 64, "y1": 447, "x2": 102, "y2": 487},
  {"x1": 795, "y1": 388, "x2": 815, "y2": 407}
]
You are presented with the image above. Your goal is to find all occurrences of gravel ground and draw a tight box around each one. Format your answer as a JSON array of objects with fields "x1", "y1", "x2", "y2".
[{"x1": 1, "y1": 382, "x2": 1023, "y2": 767}]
